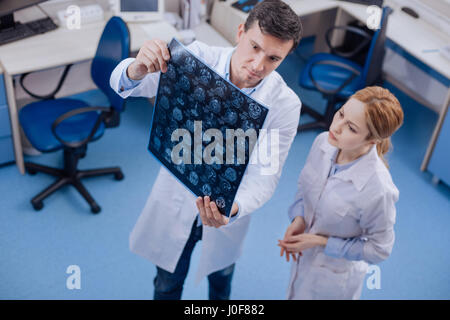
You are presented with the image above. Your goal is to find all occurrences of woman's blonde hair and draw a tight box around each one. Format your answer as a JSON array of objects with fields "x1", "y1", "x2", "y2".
[{"x1": 351, "y1": 86, "x2": 404, "y2": 168}]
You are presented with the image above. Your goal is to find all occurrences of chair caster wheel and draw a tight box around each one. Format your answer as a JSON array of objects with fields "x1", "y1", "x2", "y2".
[
  {"x1": 114, "y1": 171, "x2": 124, "y2": 181},
  {"x1": 26, "y1": 168, "x2": 37, "y2": 175},
  {"x1": 91, "y1": 205, "x2": 101, "y2": 214},
  {"x1": 32, "y1": 201, "x2": 43, "y2": 211}
]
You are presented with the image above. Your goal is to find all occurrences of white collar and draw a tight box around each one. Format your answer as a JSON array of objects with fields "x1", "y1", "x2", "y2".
[
  {"x1": 320, "y1": 133, "x2": 379, "y2": 191},
  {"x1": 224, "y1": 47, "x2": 268, "y2": 96}
]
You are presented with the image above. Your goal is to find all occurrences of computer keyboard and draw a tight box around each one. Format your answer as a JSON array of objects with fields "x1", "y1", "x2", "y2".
[
  {"x1": 0, "y1": 17, "x2": 58, "y2": 46},
  {"x1": 337, "y1": 0, "x2": 384, "y2": 6}
]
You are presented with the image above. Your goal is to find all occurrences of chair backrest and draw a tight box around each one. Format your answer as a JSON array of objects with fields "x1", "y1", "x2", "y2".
[
  {"x1": 361, "y1": 6, "x2": 392, "y2": 86},
  {"x1": 91, "y1": 16, "x2": 130, "y2": 113}
]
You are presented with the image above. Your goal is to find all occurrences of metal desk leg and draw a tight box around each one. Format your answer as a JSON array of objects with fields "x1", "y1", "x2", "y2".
[
  {"x1": 421, "y1": 88, "x2": 450, "y2": 172},
  {"x1": 3, "y1": 71, "x2": 25, "y2": 175}
]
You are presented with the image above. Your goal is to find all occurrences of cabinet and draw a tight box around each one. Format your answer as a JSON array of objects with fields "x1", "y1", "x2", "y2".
[{"x1": 0, "y1": 73, "x2": 15, "y2": 165}]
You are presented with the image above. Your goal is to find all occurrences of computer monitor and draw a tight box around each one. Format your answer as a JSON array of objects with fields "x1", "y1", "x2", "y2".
[
  {"x1": 0, "y1": 0, "x2": 48, "y2": 30},
  {"x1": 112, "y1": 0, "x2": 164, "y2": 22}
]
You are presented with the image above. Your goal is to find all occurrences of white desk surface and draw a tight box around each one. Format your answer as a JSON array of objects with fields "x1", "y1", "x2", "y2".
[
  {"x1": 0, "y1": 10, "x2": 179, "y2": 175},
  {"x1": 0, "y1": 20, "x2": 178, "y2": 76},
  {"x1": 214, "y1": 0, "x2": 450, "y2": 80},
  {"x1": 339, "y1": 1, "x2": 450, "y2": 80}
]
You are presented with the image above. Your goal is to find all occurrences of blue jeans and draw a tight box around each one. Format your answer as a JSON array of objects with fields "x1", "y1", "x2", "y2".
[{"x1": 153, "y1": 218, "x2": 235, "y2": 300}]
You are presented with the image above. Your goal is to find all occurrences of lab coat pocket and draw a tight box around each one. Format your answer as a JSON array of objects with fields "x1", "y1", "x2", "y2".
[
  {"x1": 327, "y1": 190, "x2": 350, "y2": 219},
  {"x1": 310, "y1": 264, "x2": 350, "y2": 300}
]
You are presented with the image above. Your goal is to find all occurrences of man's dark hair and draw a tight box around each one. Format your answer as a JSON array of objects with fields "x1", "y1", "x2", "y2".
[{"x1": 244, "y1": 0, "x2": 303, "y2": 53}]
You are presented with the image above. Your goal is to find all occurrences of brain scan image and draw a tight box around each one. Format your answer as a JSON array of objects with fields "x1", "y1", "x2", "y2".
[{"x1": 148, "y1": 39, "x2": 268, "y2": 217}]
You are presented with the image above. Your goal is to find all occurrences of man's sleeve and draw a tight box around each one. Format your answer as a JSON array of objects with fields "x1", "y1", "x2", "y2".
[
  {"x1": 118, "y1": 60, "x2": 142, "y2": 92},
  {"x1": 110, "y1": 41, "x2": 213, "y2": 100},
  {"x1": 110, "y1": 57, "x2": 160, "y2": 99},
  {"x1": 233, "y1": 96, "x2": 301, "y2": 224}
]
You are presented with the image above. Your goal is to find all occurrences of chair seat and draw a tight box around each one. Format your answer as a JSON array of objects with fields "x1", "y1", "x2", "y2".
[
  {"x1": 19, "y1": 98, "x2": 105, "y2": 152},
  {"x1": 299, "y1": 53, "x2": 364, "y2": 98}
]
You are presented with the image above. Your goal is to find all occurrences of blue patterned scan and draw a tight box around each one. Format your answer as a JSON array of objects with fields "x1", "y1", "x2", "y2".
[
  {"x1": 193, "y1": 87, "x2": 206, "y2": 102},
  {"x1": 215, "y1": 196, "x2": 226, "y2": 209},
  {"x1": 201, "y1": 183, "x2": 212, "y2": 196},
  {"x1": 178, "y1": 75, "x2": 191, "y2": 92},
  {"x1": 183, "y1": 56, "x2": 197, "y2": 73},
  {"x1": 248, "y1": 102, "x2": 262, "y2": 119},
  {"x1": 148, "y1": 39, "x2": 268, "y2": 217},
  {"x1": 166, "y1": 64, "x2": 177, "y2": 80},
  {"x1": 231, "y1": 91, "x2": 244, "y2": 108},
  {"x1": 154, "y1": 125, "x2": 163, "y2": 138},
  {"x1": 169, "y1": 119, "x2": 179, "y2": 132},
  {"x1": 214, "y1": 80, "x2": 227, "y2": 98},
  {"x1": 224, "y1": 167, "x2": 237, "y2": 182},
  {"x1": 190, "y1": 103, "x2": 202, "y2": 117},
  {"x1": 176, "y1": 163, "x2": 186, "y2": 174},
  {"x1": 199, "y1": 68, "x2": 212, "y2": 86},
  {"x1": 211, "y1": 162, "x2": 221, "y2": 171},
  {"x1": 204, "y1": 112, "x2": 219, "y2": 129},
  {"x1": 189, "y1": 171, "x2": 199, "y2": 186},
  {"x1": 156, "y1": 109, "x2": 167, "y2": 124},
  {"x1": 242, "y1": 119, "x2": 256, "y2": 132},
  {"x1": 209, "y1": 98, "x2": 221, "y2": 114},
  {"x1": 185, "y1": 119, "x2": 195, "y2": 133},
  {"x1": 204, "y1": 166, "x2": 217, "y2": 183},
  {"x1": 173, "y1": 107, "x2": 183, "y2": 122},
  {"x1": 224, "y1": 109, "x2": 238, "y2": 125},
  {"x1": 219, "y1": 178, "x2": 232, "y2": 193},
  {"x1": 153, "y1": 136, "x2": 161, "y2": 151},
  {"x1": 159, "y1": 95, "x2": 170, "y2": 110},
  {"x1": 162, "y1": 85, "x2": 172, "y2": 95},
  {"x1": 163, "y1": 147, "x2": 172, "y2": 163}
]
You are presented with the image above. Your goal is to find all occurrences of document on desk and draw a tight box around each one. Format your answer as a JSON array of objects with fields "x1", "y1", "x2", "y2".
[{"x1": 147, "y1": 38, "x2": 269, "y2": 217}]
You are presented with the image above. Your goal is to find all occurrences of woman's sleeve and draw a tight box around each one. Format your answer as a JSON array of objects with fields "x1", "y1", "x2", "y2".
[
  {"x1": 324, "y1": 188, "x2": 398, "y2": 265},
  {"x1": 288, "y1": 175, "x2": 305, "y2": 222}
]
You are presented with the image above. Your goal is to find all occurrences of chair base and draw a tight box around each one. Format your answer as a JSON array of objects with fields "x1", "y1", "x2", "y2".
[
  {"x1": 297, "y1": 97, "x2": 346, "y2": 132},
  {"x1": 25, "y1": 147, "x2": 123, "y2": 213},
  {"x1": 297, "y1": 105, "x2": 330, "y2": 131}
]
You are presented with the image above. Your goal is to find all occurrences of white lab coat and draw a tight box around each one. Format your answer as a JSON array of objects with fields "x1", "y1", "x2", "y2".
[
  {"x1": 286, "y1": 132, "x2": 399, "y2": 300},
  {"x1": 109, "y1": 41, "x2": 301, "y2": 282}
]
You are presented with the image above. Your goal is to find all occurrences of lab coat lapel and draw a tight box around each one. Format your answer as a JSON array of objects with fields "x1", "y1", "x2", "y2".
[
  {"x1": 331, "y1": 145, "x2": 378, "y2": 192},
  {"x1": 317, "y1": 136, "x2": 337, "y2": 192},
  {"x1": 305, "y1": 137, "x2": 337, "y2": 229}
]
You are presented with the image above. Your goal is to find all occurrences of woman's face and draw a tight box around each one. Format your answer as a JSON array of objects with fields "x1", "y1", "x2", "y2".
[{"x1": 328, "y1": 98, "x2": 375, "y2": 152}]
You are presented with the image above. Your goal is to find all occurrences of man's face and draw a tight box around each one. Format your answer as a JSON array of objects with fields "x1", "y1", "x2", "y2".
[{"x1": 230, "y1": 22, "x2": 294, "y2": 89}]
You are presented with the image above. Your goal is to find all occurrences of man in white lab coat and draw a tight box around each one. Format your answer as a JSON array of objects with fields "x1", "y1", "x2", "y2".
[{"x1": 110, "y1": 0, "x2": 303, "y2": 299}]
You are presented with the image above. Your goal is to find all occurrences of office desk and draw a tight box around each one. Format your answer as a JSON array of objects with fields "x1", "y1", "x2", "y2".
[
  {"x1": 211, "y1": 0, "x2": 450, "y2": 172},
  {"x1": 0, "y1": 65, "x2": 15, "y2": 166},
  {"x1": 0, "y1": 17, "x2": 179, "y2": 174}
]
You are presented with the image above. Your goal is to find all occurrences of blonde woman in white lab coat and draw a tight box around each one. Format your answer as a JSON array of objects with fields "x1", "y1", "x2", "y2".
[{"x1": 279, "y1": 86, "x2": 404, "y2": 300}]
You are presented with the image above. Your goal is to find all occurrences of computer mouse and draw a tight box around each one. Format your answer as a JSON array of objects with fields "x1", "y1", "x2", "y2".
[{"x1": 401, "y1": 6, "x2": 419, "y2": 19}]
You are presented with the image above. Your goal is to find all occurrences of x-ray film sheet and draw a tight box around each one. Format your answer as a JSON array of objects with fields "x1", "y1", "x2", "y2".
[{"x1": 148, "y1": 38, "x2": 269, "y2": 217}]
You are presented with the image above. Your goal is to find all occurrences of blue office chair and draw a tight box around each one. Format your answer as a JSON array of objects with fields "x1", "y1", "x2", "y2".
[
  {"x1": 297, "y1": 6, "x2": 393, "y2": 131},
  {"x1": 19, "y1": 17, "x2": 130, "y2": 213}
]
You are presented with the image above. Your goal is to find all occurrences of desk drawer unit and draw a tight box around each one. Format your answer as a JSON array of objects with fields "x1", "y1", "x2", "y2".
[{"x1": 0, "y1": 74, "x2": 14, "y2": 165}]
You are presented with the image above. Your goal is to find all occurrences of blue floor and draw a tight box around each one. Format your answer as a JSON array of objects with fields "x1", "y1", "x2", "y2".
[{"x1": 0, "y1": 38, "x2": 449, "y2": 300}]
